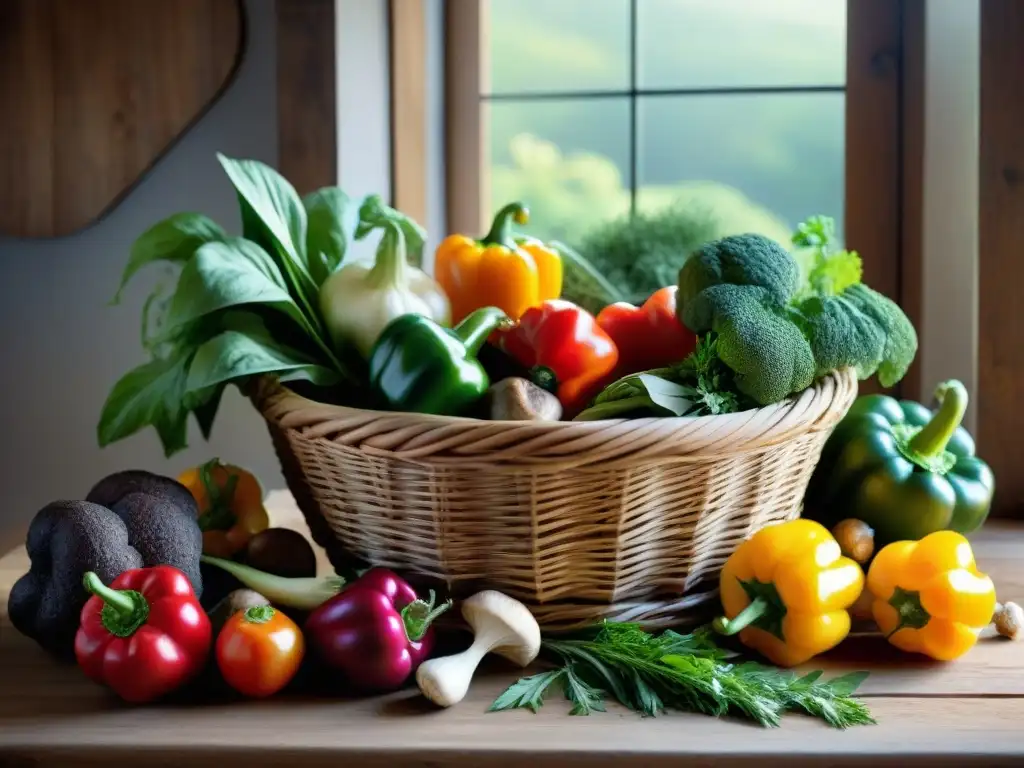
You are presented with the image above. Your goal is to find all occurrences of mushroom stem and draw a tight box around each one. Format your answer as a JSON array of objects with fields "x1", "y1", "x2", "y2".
[{"x1": 417, "y1": 628, "x2": 503, "y2": 707}]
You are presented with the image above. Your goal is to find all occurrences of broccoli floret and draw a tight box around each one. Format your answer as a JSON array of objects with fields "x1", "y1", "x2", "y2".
[
  {"x1": 796, "y1": 294, "x2": 887, "y2": 379},
  {"x1": 843, "y1": 283, "x2": 918, "y2": 387},
  {"x1": 678, "y1": 233, "x2": 800, "y2": 314},
  {"x1": 696, "y1": 284, "x2": 816, "y2": 406}
]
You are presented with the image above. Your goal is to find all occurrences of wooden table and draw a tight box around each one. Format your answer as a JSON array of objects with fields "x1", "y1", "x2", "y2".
[{"x1": 2, "y1": 491, "x2": 1023, "y2": 767}]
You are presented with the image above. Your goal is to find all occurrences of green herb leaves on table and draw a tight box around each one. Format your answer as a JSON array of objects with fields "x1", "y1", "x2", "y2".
[
  {"x1": 490, "y1": 622, "x2": 875, "y2": 729},
  {"x1": 98, "y1": 153, "x2": 419, "y2": 457}
]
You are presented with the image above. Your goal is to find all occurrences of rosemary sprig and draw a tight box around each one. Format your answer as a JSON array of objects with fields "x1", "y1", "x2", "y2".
[{"x1": 489, "y1": 622, "x2": 875, "y2": 729}]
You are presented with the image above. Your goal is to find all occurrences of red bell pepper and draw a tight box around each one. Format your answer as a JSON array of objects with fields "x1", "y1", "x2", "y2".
[
  {"x1": 499, "y1": 299, "x2": 619, "y2": 414},
  {"x1": 74, "y1": 566, "x2": 211, "y2": 703},
  {"x1": 304, "y1": 568, "x2": 450, "y2": 692},
  {"x1": 596, "y1": 286, "x2": 698, "y2": 376}
]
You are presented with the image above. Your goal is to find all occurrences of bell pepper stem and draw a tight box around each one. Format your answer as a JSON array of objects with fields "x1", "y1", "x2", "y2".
[
  {"x1": 83, "y1": 571, "x2": 150, "y2": 638},
  {"x1": 481, "y1": 202, "x2": 529, "y2": 249},
  {"x1": 366, "y1": 218, "x2": 410, "y2": 289},
  {"x1": 453, "y1": 306, "x2": 514, "y2": 357},
  {"x1": 712, "y1": 597, "x2": 769, "y2": 636},
  {"x1": 401, "y1": 590, "x2": 453, "y2": 643},
  {"x1": 907, "y1": 380, "x2": 969, "y2": 458},
  {"x1": 196, "y1": 458, "x2": 239, "y2": 532}
]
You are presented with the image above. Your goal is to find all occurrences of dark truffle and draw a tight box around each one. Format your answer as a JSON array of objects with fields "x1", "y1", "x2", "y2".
[
  {"x1": 109, "y1": 491, "x2": 203, "y2": 597},
  {"x1": 7, "y1": 501, "x2": 145, "y2": 659}
]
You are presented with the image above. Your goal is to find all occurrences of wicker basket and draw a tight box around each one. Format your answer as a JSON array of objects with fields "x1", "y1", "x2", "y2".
[{"x1": 250, "y1": 367, "x2": 857, "y2": 631}]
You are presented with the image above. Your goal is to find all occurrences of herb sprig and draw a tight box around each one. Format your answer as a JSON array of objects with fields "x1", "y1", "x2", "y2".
[{"x1": 490, "y1": 622, "x2": 875, "y2": 729}]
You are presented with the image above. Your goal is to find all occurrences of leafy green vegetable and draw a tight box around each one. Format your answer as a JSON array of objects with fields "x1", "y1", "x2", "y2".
[
  {"x1": 98, "y1": 154, "x2": 417, "y2": 456},
  {"x1": 679, "y1": 233, "x2": 800, "y2": 311},
  {"x1": 673, "y1": 215, "x2": 917, "y2": 406},
  {"x1": 97, "y1": 345, "x2": 195, "y2": 457},
  {"x1": 560, "y1": 205, "x2": 723, "y2": 315},
  {"x1": 574, "y1": 335, "x2": 747, "y2": 420},
  {"x1": 111, "y1": 213, "x2": 227, "y2": 304},
  {"x1": 691, "y1": 285, "x2": 817, "y2": 406},
  {"x1": 792, "y1": 214, "x2": 863, "y2": 298},
  {"x1": 490, "y1": 622, "x2": 875, "y2": 728},
  {"x1": 843, "y1": 283, "x2": 918, "y2": 387},
  {"x1": 303, "y1": 188, "x2": 365, "y2": 285}
]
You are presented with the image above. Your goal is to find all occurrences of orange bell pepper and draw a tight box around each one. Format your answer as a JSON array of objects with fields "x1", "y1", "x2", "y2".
[
  {"x1": 434, "y1": 202, "x2": 562, "y2": 325},
  {"x1": 178, "y1": 458, "x2": 270, "y2": 558}
]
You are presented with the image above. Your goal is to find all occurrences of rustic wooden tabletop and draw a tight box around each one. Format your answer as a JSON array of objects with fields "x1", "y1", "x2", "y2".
[{"x1": 1, "y1": 491, "x2": 1022, "y2": 767}]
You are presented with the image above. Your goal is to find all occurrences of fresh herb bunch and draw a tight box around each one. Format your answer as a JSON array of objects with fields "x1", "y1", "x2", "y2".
[
  {"x1": 491, "y1": 621, "x2": 875, "y2": 729},
  {"x1": 557, "y1": 206, "x2": 723, "y2": 315},
  {"x1": 573, "y1": 335, "x2": 748, "y2": 421},
  {"x1": 98, "y1": 154, "x2": 425, "y2": 457},
  {"x1": 792, "y1": 215, "x2": 863, "y2": 299}
]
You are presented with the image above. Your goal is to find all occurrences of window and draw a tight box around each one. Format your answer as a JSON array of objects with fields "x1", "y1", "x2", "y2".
[
  {"x1": 445, "y1": 0, "x2": 906, "y2": 314},
  {"x1": 481, "y1": 0, "x2": 847, "y2": 247}
]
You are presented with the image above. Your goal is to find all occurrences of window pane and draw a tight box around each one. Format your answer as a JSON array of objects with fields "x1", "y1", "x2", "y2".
[
  {"x1": 488, "y1": 98, "x2": 631, "y2": 243},
  {"x1": 638, "y1": 0, "x2": 846, "y2": 89},
  {"x1": 486, "y1": 0, "x2": 630, "y2": 96},
  {"x1": 637, "y1": 93, "x2": 845, "y2": 240}
]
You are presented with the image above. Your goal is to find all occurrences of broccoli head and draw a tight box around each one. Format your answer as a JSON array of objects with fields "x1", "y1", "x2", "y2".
[
  {"x1": 796, "y1": 294, "x2": 887, "y2": 379},
  {"x1": 697, "y1": 284, "x2": 816, "y2": 406},
  {"x1": 678, "y1": 233, "x2": 800, "y2": 316},
  {"x1": 843, "y1": 283, "x2": 918, "y2": 387}
]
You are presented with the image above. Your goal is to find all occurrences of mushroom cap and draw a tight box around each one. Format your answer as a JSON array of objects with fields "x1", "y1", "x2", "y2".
[{"x1": 461, "y1": 589, "x2": 541, "y2": 666}]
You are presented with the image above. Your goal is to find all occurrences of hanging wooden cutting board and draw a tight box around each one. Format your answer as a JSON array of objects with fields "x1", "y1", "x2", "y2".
[{"x1": 0, "y1": 0, "x2": 244, "y2": 239}]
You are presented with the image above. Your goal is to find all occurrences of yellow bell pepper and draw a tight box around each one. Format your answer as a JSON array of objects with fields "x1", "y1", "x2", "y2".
[
  {"x1": 434, "y1": 202, "x2": 562, "y2": 326},
  {"x1": 178, "y1": 458, "x2": 270, "y2": 558},
  {"x1": 866, "y1": 530, "x2": 996, "y2": 661},
  {"x1": 713, "y1": 519, "x2": 865, "y2": 667}
]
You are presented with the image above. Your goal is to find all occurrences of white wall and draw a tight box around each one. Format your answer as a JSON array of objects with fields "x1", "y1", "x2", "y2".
[{"x1": 0, "y1": 0, "x2": 282, "y2": 542}]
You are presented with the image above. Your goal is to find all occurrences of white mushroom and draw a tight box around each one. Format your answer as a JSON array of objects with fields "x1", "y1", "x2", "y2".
[{"x1": 416, "y1": 590, "x2": 541, "y2": 708}]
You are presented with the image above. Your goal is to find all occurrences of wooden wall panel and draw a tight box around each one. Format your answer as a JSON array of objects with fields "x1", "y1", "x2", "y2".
[
  {"x1": 979, "y1": 0, "x2": 1024, "y2": 518},
  {"x1": 389, "y1": 0, "x2": 428, "y2": 225},
  {"x1": 276, "y1": 0, "x2": 337, "y2": 194},
  {"x1": 844, "y1": 0, "x2": 908, "y2": 398},
  {"x1": 0, "y1": 0, "x2": 243, "y2": 238}
]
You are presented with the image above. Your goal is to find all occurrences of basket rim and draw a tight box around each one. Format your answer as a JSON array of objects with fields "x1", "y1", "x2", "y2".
[
  {"x1": 249, "y1": 368, "x2": 858, "y2": 464},
  {"x1": 251, "y1": 367, "x2": 855, "y2": 429}
]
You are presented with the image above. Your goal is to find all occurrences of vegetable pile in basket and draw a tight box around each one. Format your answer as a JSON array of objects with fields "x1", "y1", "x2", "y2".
[{"x1": 97, "y1": 156, "x2": 917, "y2": 456}]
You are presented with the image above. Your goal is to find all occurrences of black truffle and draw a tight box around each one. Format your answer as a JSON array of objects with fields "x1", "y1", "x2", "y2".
[
  {"x1": 85, "y1": 469, "x2": 197, "y2": 514},
  {"x1": 108, "y1": 491, "x2": 203, "y2": 598},
  {"x1": 7, "y1": 501, "x2": 145, "y2": 659}
]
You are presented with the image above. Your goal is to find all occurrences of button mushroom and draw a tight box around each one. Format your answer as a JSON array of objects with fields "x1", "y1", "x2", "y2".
[
  {"x1": 484, "y1": 377, "x2": 563, "y2": 421},
  {"x1": 416, "y1": 590, "x2": 541, "y2": 708}
]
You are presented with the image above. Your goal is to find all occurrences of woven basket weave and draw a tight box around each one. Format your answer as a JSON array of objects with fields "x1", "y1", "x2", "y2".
[{"x1": 251, "y1": 367, "x2": 857, "y2": 631}]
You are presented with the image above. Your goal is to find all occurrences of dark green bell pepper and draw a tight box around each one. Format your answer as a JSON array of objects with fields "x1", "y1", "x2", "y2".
[
  {"x1": 367, "y1": 306, "x2": 512, "y2": 416},
  {"x1": 805, "y1": 379, "x2": 995, "y2": 548}
]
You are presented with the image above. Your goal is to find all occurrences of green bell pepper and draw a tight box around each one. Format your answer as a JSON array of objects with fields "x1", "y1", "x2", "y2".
[
  {"x1": 367, "y1": 306, "x2": 512, "y2": 416},
  {"x1": 805, "y1": 379, "x2": 995, "y2": 548}
]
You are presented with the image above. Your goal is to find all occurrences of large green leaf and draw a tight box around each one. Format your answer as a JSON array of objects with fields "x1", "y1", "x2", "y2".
[
  {"x1": 304, "y1": 188, "x2": 364, "y2": 285},
  {"x1": 216, "y1": 154, "x2": 321, "y2": 317},
  {"x1": 186, "y1": 314, "x2": 341, "y2": 393},
  {"x1": 160, "y1": 238, "x2": 317, "y2": 343},
  {"x1": 97, "y1": 348, "x2": 193, "y2": 457},
  {"x1": 112, "y1": 213, "x2": 226, "y2": 303}
]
